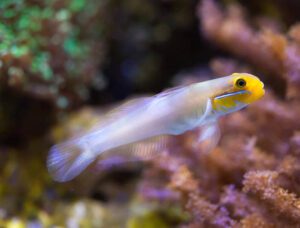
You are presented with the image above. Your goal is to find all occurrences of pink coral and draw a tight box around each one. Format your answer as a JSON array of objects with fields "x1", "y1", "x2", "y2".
[{"x1": 199, "y1": 0, "x2": 300, "y2": 100}]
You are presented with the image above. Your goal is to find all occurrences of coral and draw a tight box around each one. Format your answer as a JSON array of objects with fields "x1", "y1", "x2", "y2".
[
  {"x1": 170, "y1": 166, "x2": 236, "y2": 227},
  {"x1": 135, "y1": 88, "x2": 300, "y2": 227},
  {"x1": 0, "y1": 0, "x2": 104, "y2": 107},
  {"x1": 0, "y1": 0, "x2": 106, "y2": 144},
  {"x1": 243, "y1": 171, "x2": 300, "y2": 225},
  {"x1": 199, "y1": 0, "x2": 284, "y2": 77},
  {"x1": 199, "y1": 0, "x2": 300, "y2": 100},
  {"x1": 129, "y1": 1, "x2": 300, "y2": 226},
  {"x1": 238, "y1": 214, "x2": 274, "y2": 228}
]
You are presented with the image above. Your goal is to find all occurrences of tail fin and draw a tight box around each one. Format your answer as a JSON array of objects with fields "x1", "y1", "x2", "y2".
[{"x1": 47, "y1": 140, "x2": 96, "y2": 182}]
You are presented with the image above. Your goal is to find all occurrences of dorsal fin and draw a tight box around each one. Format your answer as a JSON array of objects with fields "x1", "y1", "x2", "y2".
[{"x1": 155, "y1": 85, "x2": 189, "y2": 99}]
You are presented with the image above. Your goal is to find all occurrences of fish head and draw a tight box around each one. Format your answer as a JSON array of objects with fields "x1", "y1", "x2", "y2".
[{"x1": 212, "y1": 73, "x2": 265, "y2": 114}]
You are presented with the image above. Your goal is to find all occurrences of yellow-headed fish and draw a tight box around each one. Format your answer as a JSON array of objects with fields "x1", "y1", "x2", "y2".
[{"x1": 47, "y1": 73, "x2": 264, "y2": 182}]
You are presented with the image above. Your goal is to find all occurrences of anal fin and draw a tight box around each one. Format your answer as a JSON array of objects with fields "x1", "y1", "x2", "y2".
[{"x1": 95, "y1": 136, "x2": 170, "y2": 169}]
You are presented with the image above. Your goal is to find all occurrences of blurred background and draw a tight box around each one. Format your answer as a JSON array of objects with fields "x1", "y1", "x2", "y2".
[{"x1": 1, "y1": 0, "x2": 300, "y2": 227}]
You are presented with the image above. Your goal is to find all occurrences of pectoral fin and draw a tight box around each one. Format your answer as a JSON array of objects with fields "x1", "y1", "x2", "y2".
[{"x1": 196, "y1": 121, "x2": 220, "y2": 153}]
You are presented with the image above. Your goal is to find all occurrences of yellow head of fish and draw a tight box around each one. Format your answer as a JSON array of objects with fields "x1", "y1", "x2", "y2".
[{"x1": 212, "y1": 73, "x2": 265, "y2": 113}]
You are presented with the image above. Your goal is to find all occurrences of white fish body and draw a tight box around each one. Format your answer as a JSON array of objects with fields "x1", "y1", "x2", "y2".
[
  {"x1": 47, "y1": 74, "x2": 265, "y2": 182},
  {"x1": 90, "y1": 86, "x2": 207, "y2": 150}
]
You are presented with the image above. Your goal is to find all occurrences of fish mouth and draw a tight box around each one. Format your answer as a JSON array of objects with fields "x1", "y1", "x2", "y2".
[{"x1": 214, "y1": 90, "x2": 250, "y2": 100}]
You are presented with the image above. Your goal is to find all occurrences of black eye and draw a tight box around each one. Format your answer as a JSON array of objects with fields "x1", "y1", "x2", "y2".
[{"x1": 236, "y1": 78, "x2": 246, "y2": 88}]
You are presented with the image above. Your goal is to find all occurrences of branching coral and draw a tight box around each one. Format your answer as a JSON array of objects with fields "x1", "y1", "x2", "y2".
[
  {"x1": 170, "y1": 166, "x2": 236, "y2": 227},
  {"x1": 199, "y1": 0, "x2": 285, "y2": 76},
  {"x1": 199, "y1": 0, "x2": 300, "y2": 100},
  {"x1": 243, "y1": 170, "x2": 300, "y2": 224},
  {"x1": 136, "y1": 95, "x2": 300, "y2": 225}
]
